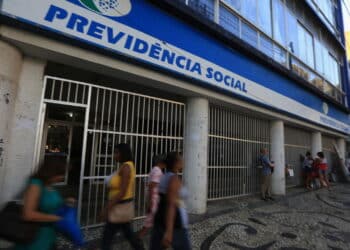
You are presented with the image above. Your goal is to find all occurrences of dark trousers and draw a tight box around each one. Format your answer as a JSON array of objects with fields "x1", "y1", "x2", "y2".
[
  {"x1": 101, "y1": 222, "x2": 144, "y2": 250},
  {"x1": 150, "y1": 225, "x2": 191, "y2": 250}
]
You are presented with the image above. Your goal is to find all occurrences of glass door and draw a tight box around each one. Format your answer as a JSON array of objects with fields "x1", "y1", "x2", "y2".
[{"x1": 43, "y1": 121, "x2": 72, "y2": 185}]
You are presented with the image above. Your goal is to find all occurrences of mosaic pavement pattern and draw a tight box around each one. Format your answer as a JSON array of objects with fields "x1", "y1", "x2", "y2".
[{"x1": 56, "y1": 184, "x2": 350, "y2": 250}]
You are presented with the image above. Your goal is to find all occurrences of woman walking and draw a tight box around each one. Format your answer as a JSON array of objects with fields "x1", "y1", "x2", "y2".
[
  {"x1": 138, "y1": 154, "x2": 166, "y2": 238},
  {"x1": 316, "y1": 151, "x2": 330, "y2": 189},
  {"x1": 150, "y1": 152, "x2": 191, "y2": 250},
  {"x1": 15, "y1": 159, "x2": 65, "y2": 250},
  {"x1": 303, "y1": 152, "x2": 314, "y2": 190},
  {"x1": 101, "y1": 143, "x2": 144, "y2": 250}
]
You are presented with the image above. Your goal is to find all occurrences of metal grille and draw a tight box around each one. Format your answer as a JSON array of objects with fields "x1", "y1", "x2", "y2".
[
  {"x1": 322, "y1": 135, "x2": 337, "y2": 172},
  {"x1": 42, "y1": 76, "x2": 185, "y2": 227},
  {"x1": 208, "y1": 105, "x2": 270, "y2": 200},
  {"x1": 284, "y1": 126, "x2": 311, "y2": 187}
]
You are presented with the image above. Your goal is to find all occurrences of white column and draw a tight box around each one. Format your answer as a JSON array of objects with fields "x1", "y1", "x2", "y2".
[
  {"x1": 0, "y1": 57, "x2": 46, "y2": 205},
  {"x1": 337, "y1": 138, "x2": 346, "y2": 160},
  {"x1": 0, "y1": 41, "x2": 22, "y2": 205},
  {"x1": 183, "y1": 97, "x2": 209, "y2": 214},
  {"x1": 311, "y1": 132, "x2": 322, "y2": 157},
  {"x1": 270, "y1": 120, "x2": 285, "y2": 195}
]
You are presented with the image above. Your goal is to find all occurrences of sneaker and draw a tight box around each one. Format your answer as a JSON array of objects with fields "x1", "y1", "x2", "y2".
[
  {"x1": 267, "y1": 196, "x2": 275, "y2": 201},
  {"x1": 261, "y1": 197, "x2": 268, "y2": 201}
]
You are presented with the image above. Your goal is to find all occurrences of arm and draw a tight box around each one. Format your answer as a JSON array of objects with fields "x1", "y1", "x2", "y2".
[
  {"x1": 22, "y1": 184, "x2": 61, "y2": 222},
  {"x1": 109, "y1": 163, "x2": 131, "y2": 206},
  {"x1": 148, "y1": 182, "x2": 158, "y2": 210},
  {"x1": 163, "y1": 176, "x2": 181, "y2": 247}
]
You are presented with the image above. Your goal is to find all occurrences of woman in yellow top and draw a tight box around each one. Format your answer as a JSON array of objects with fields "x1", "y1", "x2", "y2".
[{"x1": 101, "y1": 143, "x2": 144, "y2": 250}]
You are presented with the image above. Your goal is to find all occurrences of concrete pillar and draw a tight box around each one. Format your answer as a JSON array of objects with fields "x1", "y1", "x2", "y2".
[
  {"x1": 337, "y1": 138, "x2": 346, "y2": 160},
  {"x1": 270, "y1": 120, "x2": 285, "y2": 195},
  {"x1": 311, "y1": 132, "x2": 322, "y2": 157},
  {"x1": 0, "y1": 40, "x2": 22, "y2": 204},
  {"x1": 0, "y1": 57, "x2": 46, "y2": 204},
  {"x1": 183, "y1": 97, "x2": 209, "y2": 214}
]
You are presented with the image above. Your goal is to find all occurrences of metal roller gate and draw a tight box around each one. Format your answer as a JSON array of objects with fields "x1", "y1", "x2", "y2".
[
  {"x1": 284, "y1": 126, "x2": 311, "y2": 187},
  {"x1": 208, "y1": 105, "x2": 270, "y2": 200},
  {"x1": 38, "y1": 76, "x2": 185, "y2": 228}
]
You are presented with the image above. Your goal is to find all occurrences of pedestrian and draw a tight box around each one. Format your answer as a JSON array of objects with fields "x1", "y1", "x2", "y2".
[
  {"x1": 138, "y1": 154, "x2": 166, "y2": 238},
  {"x1": 101, "y1": 143, "x2": 144, "y2": 250},
  {"x1": 316, "y1": 151, "x2": 330, "y2": 189},
  {"x1": 15, "y1": 158, "x2": 65, "y2": 250},
  {"x1": 259, "y1": 148, "x2": 275, "y2": 201},
  {"x1": 150, "y1": 152, "x2": 191, "y2": 250},
  {"x1": 303, "y1": 152, "x2": 314, "y2": 190}
]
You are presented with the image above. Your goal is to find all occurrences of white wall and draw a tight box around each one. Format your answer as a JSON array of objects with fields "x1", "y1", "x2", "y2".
[{"x1": 0, "y1": 57, "x2": 46, "y2": 204}]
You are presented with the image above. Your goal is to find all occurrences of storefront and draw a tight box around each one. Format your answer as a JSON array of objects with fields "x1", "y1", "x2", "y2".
[{"x1": 1, "y1": 0, "x2": 349, "y2": 228}]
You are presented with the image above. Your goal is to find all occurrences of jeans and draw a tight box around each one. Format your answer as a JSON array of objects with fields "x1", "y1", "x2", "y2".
[
  {"x1": 261, "y1": 174, "x2": 272, "y2": 198},
  {"x1": 101, "y1": 222, "x2": 144, "y2": 250},
  {"x1": 150, "y1": 226, "x2": 191, "y2": 250}
]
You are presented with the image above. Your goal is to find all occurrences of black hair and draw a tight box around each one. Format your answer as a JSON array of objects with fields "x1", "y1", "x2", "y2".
[
  {"x1": 31, "y1": 157, "x2": 66, "y2": 184},
  {"x1": 317, "y1": 151, "x2": 324, "y2": 158},
  {"x1": 152, "y1": 154, "x2": 166, "y2": 166},
  {"x1": 115, "y1": 143, "x2": 133, "y2": 163},
  {"x1": 306, "y1": 151, "x2": 311, "y2": 156},
  {"x1": 165, "y1": 151, "x2": 181, "y2": 172}
]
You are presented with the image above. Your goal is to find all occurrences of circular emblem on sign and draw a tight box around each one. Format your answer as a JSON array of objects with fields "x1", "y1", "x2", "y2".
[
  {"x1": 322, "y1": 102, "x2": 329, "y2": 115},
  {"x1": 79, "y1": 0, "x2": 132, "y2": 17}
]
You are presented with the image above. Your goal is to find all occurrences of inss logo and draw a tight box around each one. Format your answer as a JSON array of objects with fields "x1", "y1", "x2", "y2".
[{"x1": 79, "y1": 0, "x2": 132, "y2": 17}]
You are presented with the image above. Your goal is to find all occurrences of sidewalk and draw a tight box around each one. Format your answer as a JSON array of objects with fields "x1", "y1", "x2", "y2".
[{"x1": 57, "y1": 184, "x2": 350, "y2": 250}]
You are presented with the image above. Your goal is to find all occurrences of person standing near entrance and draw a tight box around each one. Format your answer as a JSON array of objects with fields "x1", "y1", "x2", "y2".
[
  {"x1": 101, "y1": 143, "x2": 144, "y2": 250},
  {"x1": 260, "y1": 148, "x2": 275, "y2": 201},
  {"x1": 138, "y1": 154, "x2": 166, "y2": 238}
]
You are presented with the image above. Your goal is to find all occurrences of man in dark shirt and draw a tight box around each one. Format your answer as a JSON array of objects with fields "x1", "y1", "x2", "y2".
[{"x1": 260, "y1": 148, "x2": 274, "y2": 201}]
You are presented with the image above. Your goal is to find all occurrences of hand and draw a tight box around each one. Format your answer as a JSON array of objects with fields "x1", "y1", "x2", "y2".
[
  {"x1": 162, "y1": 230, "x2": 172, "y2": 249},
  {"x1": 65, "y1": 197, "x2": 76, "y2": 206}
]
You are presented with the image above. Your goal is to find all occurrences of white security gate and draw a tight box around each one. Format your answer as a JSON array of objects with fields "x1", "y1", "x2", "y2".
[
  {"x1": 322, "y1": 135, "x2": 337, "y2": 172},
  {"x1": 39, "y1": 76, "x2": 185, "y2": 227},
  {"x1": 208, "y1": 105, "x2": 270, "y2": 200},
  {"x1": 284, "y1": 126, "x2": 311, "y2": 187}
]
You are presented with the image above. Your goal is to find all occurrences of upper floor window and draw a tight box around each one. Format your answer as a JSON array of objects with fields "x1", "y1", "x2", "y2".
[
  {"x1": 297, "y1": 24, "x2": 315, "y2": 68},
  {"x1": 315, "y1": 0, "x2": 336, "y2": 26},
  {"x1": 272, "y1": 0, "x2": 287, "y2": 46}
]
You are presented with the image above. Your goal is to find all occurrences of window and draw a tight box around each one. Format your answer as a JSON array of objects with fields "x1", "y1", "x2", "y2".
[
  {"x1": 329, "y1": 55, "x2": 340, "y2": 87},
  {"x1": 314, "y1": 40, "x2": 324, "y2": 74},
  {"x1": 272, "y1": 0, "x2": 287, "y2": 46},
  {"x1": 241, "y1": 22, "x2": 258, "y2": 47},
  {"x1": 188, "y1": 0, "x2": 215, "y2": 20},
  {"x1": 316, "y1": 0, "x2": 335, "y2": 25},
  {"x1": 223, "y1": 0, "x2": 241, "y2": 11},
  {"x1": 241, "y1": 0, "x2": 257, "y2": 24},
  {"x1": 286, "y1": 10, "x2": 298, "y2": 54},
  {"x1": 260, "y1": 34, "x2": 274, "y2": 57},
  {"x1": 297, "y1": 24, "x2": 314, "y2": 68},
  {"x1": 219, "y1": 4, "x2": 239, "y2": 35},
  {"x1": 257, "y1": 0, "x2": 272, "y2": 35}
]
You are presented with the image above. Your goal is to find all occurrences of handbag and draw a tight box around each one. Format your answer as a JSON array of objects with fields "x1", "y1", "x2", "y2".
[
  {"x1": 0, "y1": 201, "x2": 40, "y2": 243},
  {"x1": 108, "y1": 199, "x2": 135, "y2": 223}
]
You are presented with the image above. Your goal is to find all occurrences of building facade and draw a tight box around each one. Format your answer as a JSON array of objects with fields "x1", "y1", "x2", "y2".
[{"x1": 0, "y1": 0, "x2": 349, "y2": 227}]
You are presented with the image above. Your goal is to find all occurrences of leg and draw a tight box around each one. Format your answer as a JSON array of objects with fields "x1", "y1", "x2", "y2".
[
  {"x1": 172, "y1": 228, "x2": 192, "y2": 250},
  {"x1": 120, "y1": 222, "x2": 145, "y2": 250},
  {"x1": 266, "y1": 174, "x2": 272, "y2": 197},
  {"x1": 261, "y1": 175, "x2": 268, "y2": 199},
  {"x1": 149, "y1": 226, "x2": 164, "y2": 250},
  {"x1": 101, "y1": 222, "x2": 120, "y2": 250}
]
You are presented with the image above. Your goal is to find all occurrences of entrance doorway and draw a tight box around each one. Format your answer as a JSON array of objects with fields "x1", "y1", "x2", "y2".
[{"x1": 41, "y1": 104, "x2": 85, "y2": 196}]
